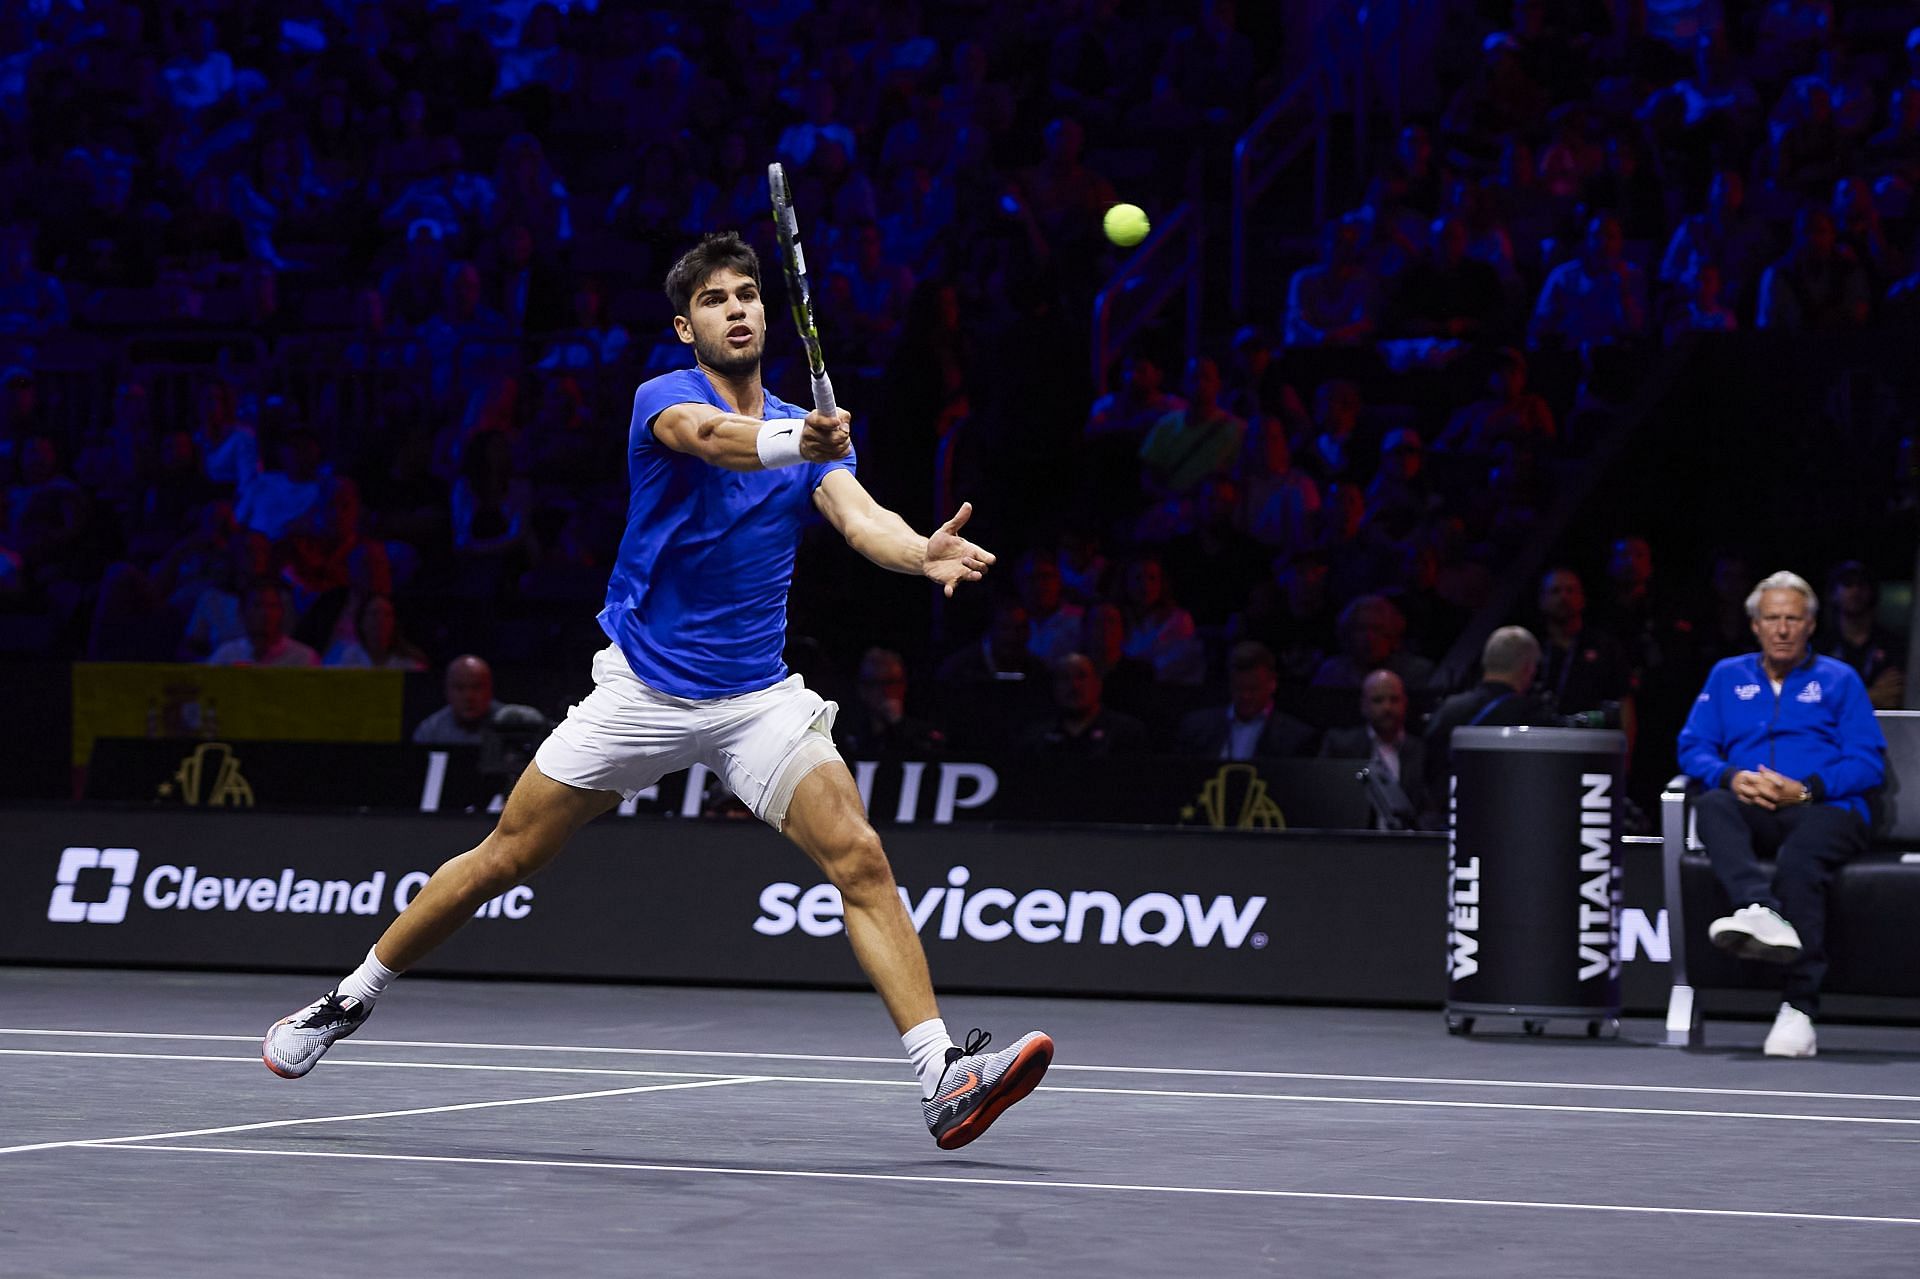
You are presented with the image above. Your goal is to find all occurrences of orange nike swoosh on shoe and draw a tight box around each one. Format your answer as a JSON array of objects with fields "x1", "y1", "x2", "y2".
[{"x1": 933, "y1": 1070, "x2": 979, "y2": 1103}]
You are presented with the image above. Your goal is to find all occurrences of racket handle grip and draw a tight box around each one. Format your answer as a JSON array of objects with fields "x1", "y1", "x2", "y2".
[{"x1": 811, "y1": 371, "x2": 837, "y2": 421}]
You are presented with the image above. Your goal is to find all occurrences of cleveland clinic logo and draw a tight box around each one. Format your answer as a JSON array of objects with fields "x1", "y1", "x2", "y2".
[{"x1": 48, "y1": 847, "x2": 140, "y2": 924}]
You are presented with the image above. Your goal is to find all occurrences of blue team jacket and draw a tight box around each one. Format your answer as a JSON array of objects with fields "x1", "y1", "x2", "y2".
[{"x1": 1677, "y1": 650, "x2": 1886, "y2": 822}]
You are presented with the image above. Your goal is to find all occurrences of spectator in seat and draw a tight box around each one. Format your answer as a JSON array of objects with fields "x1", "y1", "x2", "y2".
[
  {"x1": 1533, "y1": 567, "x2": 1634, "y2": 725},
  {"x1": 1016, "y1": 550, "x2": 1083, "y2": 663},
  {"x1": 324, "y1": 593, "x2": 427, "y2": 670},
  {"x1": 1312, "y1": 594, "x2": 1434, "y2": 690},
  {"x1": 937, "y1": 597, "x2": 1047, "y2": 682},
  {"x1": 1056, "y1": 526, "x2": 1111, "y2": 606},
  {"x1": 1438, "y1": 347, "x2": 1557, "y2": 456},
  {"x1": 1015, "y1": 652, "x2": 1150, "y2": 757},
  {"x1": 1423, "y1": 625, "x2": 1545, "y2": 799},
  {"x1": 1176, "y1": 641, "x2": 1314, "y2": 760},
  {"x1": 1831, "y1": 176, "x2": 1905, "y2": 297},
  {"x1": 487, "y1": 223, "x2": 570, "y2": 334},
  {"x1": 236, "y1": 427, "x2": 326, "y2": 541},
  {"x1": 1658, "y1": 171, "x2": 1770, "y2": 311},
  {"x1": 1818, "y1": 560, "x2": 1905, "y2": 709},
  {"x1": 1086, "y1": 351, "x2": 1183, "y2": 441},
  {"x1": 1300, "y1": 379, "x2": 1364, "y2": 486},
  {"x1": 837, "y1": 221, "x2": 915, "y2": 359},
  {"x1": 208, "y1": 578, "x2": 319, "y2": 667},
  {"x1": 490, "y1": 133, "x2": 573, "y2": 257},
  {"x1": 1529, "y1": 213, "x2": 1647, "y2": 350},
  {"x1": 1321, "y1": 668, "x2": 1428, "y2": 824},
  {"x1": 1664, "y1": 259, "x2": 1739, "y2": 340},
  {"x1": 1364, "y1": 429, "x2": 1439, "y2": 540},
  {"x1": 778, "y1": 76, "x2": 859, "y2": 170},
  {"x1": 5, "y1": 435, "x2": 89, "y2": 584},
  {"x1": 535, "y1": 277, "x2": 629, "y2": 371},
  {"x1": 1080, "y1": 602, "x2": 1155, "y2": 707},
  {"x1": 1285, "y1": 214, "x2": 1380, "y2": 347},
  {"x1": 836, "y1": 647, "x2": 946, "y2": 756},
  {"x1": 1138, "y1": 356, "x2": 1246, "y2": 499},
  {"x1": 1236, "y1": 414, "x2": 1321, "y2": 550},
  {"x1": 1758, "y1": 206, "x2": 1869, "y2": 331},
  {"x1": 383, "y1": 221, "x2": 450, "y2": 329},
  {"x1": 1677, "y1": 570, "x2": 1886, "y2": 1058},
  {"x1": 0, "y1": 225, "x2": 68, "y2": 336},
  {"x1": 1386, "y1": 214, "x2": 1505, "y2": 341},
  {"x1": 412, "y1": 654, "x2": 547, "y2": 746},
  {"x1": 194, "y1": 380, "x2": 257, "y2": 491},
  {"x1": 1120, "y1": 554, "x2": 1204, "y2": 686}
]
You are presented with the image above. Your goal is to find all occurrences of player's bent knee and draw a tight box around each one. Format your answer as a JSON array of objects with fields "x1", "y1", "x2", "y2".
[{"x1": 828, "y1": 829, "x2": 897, "y2": 905}]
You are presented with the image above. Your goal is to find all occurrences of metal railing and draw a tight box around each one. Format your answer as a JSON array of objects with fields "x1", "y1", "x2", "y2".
[
  {"x1": 1229, "y1": 63, "x2": 1332, "y2": 319},
  {"x1": 1228, "y1": 1, "x2": 1413, "y2": 319},
  {"x1": 1089, "y1": 201, "x2": 1203, "y2": 396}
]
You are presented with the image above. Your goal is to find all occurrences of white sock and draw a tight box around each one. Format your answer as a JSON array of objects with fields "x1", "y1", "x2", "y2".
[
  {"x1": 902, "y1": 1017, "x2": 956, "y2": 1097},
  {"x1": 336, "y1": 945, "x2": 400, "y2": 1006}
]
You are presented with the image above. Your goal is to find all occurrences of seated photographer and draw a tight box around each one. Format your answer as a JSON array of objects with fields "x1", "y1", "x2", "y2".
[
  {"x1": 413, "y1": 655, "x2": 551, "y2": 782},
  {"x1": 1320, "y1": 668, "x2": 1427, "y2": 827},
  {"x1": 1677, "y1": 571, "x2": 1885, "y2": 1059},
  {"x1": 1423, "y1": 626, "x2": 1547, "y2": 803}
]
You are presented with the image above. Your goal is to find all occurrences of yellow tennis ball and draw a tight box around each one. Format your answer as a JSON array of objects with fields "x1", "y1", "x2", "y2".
[{"x1": 1103, "y1": 203, "x2": 1150, "y2": 248}]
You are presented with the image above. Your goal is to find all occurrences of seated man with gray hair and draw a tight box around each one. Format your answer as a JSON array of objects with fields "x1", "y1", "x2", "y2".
[{"x1": 1677, "y1": 570, "x2": 1886, "y2": 1059}]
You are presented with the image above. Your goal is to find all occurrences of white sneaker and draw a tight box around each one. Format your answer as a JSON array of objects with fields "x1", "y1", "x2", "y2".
[
  {"x1": 1763, "y1": 1003, "x2": 1817, "y2": 1058},
  {"x1": 262, "y1": 990, "x2": 371, "y2": 1078},
  {"x1": 1708, "y1": 904, "x2": 1803, "y2": 964}
]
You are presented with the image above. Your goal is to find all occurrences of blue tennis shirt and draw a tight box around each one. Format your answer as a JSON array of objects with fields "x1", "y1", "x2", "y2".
[{"x1": 598, "y1": 367, "x2": 856, "y2": 699}]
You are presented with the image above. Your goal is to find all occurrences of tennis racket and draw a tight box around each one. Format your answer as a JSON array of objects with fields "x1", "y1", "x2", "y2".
[{"x1": 767, "y1": 161, "x2": 838, "y2": 420}]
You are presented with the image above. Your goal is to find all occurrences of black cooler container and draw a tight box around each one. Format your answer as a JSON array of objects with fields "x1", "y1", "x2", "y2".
[{"x1": 1445, "y1": 726, "x2": 1627, "y2": 1037}]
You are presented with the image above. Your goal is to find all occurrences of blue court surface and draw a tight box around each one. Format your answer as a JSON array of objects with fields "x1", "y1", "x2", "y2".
[{"x1": 2, "y1": 967, "x2": 1916, "y2": 1276}]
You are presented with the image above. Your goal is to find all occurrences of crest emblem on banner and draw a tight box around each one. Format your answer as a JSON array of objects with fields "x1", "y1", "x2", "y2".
[
  {"x1": 159, "y1": 742, "x2": 255, "y2": 808},
  {"x1": 1183, "y1": 764, "x2": 1286, "y2": 830}
]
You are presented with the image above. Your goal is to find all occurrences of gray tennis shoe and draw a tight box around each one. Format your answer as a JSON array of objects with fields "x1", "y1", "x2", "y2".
[
  {"x1": 923, "y1": 1028, "x2": 1053, "y2": 1150},
  {"x1": 263, "y1": 989, "x2": 370, "y2": 1078}
]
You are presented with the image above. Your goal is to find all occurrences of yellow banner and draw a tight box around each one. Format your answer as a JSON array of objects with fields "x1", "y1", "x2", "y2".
[{"x1": 72, "y1": 663, "x2": 405, "y2": 765}]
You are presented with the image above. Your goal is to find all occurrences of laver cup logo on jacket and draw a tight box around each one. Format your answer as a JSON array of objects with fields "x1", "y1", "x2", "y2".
[{"x1": 48, "y1": 847, "x2": 141, "y2": 924}]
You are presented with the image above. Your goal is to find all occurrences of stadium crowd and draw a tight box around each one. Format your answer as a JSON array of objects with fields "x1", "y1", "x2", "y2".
[{"x1": 0, "y1": 0, "x2": 1910, "y2": 808}]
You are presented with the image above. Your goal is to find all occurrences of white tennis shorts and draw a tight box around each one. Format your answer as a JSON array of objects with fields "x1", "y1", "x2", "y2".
[{"x1": 533, "y1": 644, "x2": 840, "y2": 827}]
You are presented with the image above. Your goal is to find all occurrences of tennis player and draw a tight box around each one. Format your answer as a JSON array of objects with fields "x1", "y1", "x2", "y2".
[{"x1": 264, "y1": 232, "x2": 1052, "y2": 1150}]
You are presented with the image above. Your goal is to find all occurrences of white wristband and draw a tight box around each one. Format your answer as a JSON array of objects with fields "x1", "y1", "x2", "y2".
[{"x1": 755, "y1": 419, "x2": 806, "y2": 469}]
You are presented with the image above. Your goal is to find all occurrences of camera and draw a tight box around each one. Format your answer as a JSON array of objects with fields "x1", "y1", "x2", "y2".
[{"x1": 1555, "y1": 700, "x2": 1622, "y2": 730}]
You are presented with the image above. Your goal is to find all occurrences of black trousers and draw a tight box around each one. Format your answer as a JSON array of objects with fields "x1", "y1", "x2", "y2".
[{"x1": 1693, "y1": 788, "x2": 1868, "y2": 1015}]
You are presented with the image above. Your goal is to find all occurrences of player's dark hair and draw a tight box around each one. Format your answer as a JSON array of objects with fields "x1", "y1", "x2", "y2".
[{"x1": 665, "y1": 232, "x2": 761, "y2": 318}]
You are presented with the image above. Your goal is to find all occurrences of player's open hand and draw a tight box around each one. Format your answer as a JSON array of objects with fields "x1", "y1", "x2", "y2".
[
  {"x1": 801, "y1": 408, "x2": 852, "y2": 462},
  {"x1": 925, "y1": 501, "x2": 996, "y2": 597}
]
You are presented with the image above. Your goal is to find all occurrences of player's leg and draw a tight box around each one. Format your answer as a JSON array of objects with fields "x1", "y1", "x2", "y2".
[
  {"x1": 774, "y1": 754, "x2": 1052, "y2": 1150},
  {"x1": 263, "y1": 763, "x2": 618, "y2": 1078},
  {"x1": 265, "y1": 643, "x2": 672, "y2": 1079},
  {"x1": 374, "y1": 762, "x2": 619, "y2": 970},
  {"x1": 779, "y1": 761, "x2": 938, "y2": 1032}
]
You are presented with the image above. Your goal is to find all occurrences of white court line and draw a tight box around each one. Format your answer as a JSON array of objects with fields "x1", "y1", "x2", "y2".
[
  {"x1": 0, "y1": 1047, "x2": 732, "y2": 1081},
  {"x1": 4, "y1": 1027, "x2": 1919, "y2": 1106},
  {"x1": 7, "y1": 1046, "x2": 1920, "y2": 1130},
  {"x1": 80, "y1": 1142, "x2": 1920, "y2": 1228},
  {"x1": 0, "y1": 1075, "x2": 767, "y2": 1158}
]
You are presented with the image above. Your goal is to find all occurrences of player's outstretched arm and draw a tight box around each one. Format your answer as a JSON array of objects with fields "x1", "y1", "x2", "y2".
[
  {"x1": 812, "y1": 469, "x2": 996, "y2": 597},
  {"x1": 654, "y1": 404, "x2": 851, "y2": 471}
]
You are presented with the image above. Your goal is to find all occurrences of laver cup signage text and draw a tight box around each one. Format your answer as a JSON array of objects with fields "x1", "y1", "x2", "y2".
[{"x1": 0, "y1": 808, "x2": 1419, "y2": 1001}]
